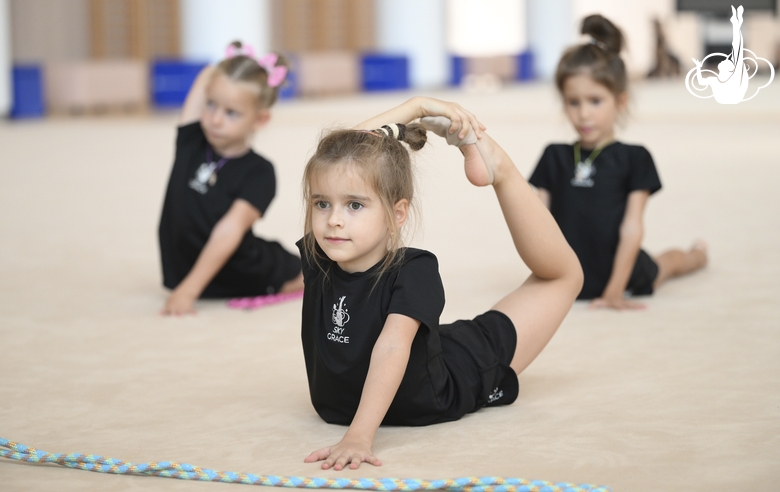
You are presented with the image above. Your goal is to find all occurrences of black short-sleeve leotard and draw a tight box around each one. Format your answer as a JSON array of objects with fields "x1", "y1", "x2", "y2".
[
  {"x1": 528, "y1": 142, "x2": 662, "y2": 299},
  {"x1": 158, "y1": 122, "x2": 300, "y2": 297},
  {"x1": 298, "y1": 241, "x2": 519, "y2": 427}
]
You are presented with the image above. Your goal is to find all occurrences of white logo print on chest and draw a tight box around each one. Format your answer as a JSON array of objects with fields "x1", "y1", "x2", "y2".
[
  {"x1": 327, "y1": 296, "x2": 350, "y2": 344},
  {"x1": 571, "y1": 161, "x2": 595, "y2": 187},
  {"x1": 188, "y1": 162, "x2": 217, "y2": 194}
]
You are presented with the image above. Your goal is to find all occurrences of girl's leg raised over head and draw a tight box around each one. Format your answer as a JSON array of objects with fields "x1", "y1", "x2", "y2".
[{"x1": 460, "y1": 136, "x2": 583, "y2": 374}]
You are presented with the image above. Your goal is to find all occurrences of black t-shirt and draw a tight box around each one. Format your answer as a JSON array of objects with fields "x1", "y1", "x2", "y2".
[
  {"x1": 158, "y1": 122, "x2": 277, "y2": 294},
  {"x1": 298, "y1": 241, "x2": 457, "y2": 426},
  {"x1": 529, "y1": 142, "x2": 662, "y2": 299}
]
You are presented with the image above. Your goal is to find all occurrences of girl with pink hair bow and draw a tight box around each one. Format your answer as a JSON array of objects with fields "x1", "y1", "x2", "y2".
[{"x1": 158, "y1": 41, "x2": 303, "y2": 315}]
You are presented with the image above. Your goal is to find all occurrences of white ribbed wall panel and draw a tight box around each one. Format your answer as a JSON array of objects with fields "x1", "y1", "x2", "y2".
[
  {"x1": 180, "y1": 0, "x2": 270, "y2": 63},
  {"x1": 447, "y1": 0, "x2": 527, "y2": 56},
  {"x1": 375, "y1": 0, "x2": 448, "y2": 88},
  {"x1": 0, "y1": 0, "x2": 10, "y2": 115},
  {"x1": 527, "y1": 0, "x2": 573, "y2": 80}
]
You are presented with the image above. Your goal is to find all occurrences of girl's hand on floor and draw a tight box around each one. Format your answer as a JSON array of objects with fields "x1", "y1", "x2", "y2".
[
  {"x1": 413, "y1": 97, "x2": 486, "y2": 140},
  {"x1": 161, "y1": 290, "x2": 197, "y2": 316},
  {"x1": 304, "y1": 438, "x2": 381, "y2": 471},
  {"x1": 589, "y1": 296, "x2": 646, "y2": 311}
]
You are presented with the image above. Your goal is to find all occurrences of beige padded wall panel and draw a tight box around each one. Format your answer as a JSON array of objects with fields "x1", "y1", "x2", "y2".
[
  {"x1": 345, "y1": 0, "x2": 373, "y2": 51},
  {"x1": 90, "y1": 0, "x2": 179, "y2": 59},
  {"x1": 45, "y1": 60, "x2": 148, "y2": 112},
  {"x1": 296, "y1": 50, "x2": 359, "y2": 95},
  {"x1": 272, "y1": 0, "x2": 312, "y2": 52},
  {"x1": 272, "y1": 0, "x2": 375, "y2": 52}
]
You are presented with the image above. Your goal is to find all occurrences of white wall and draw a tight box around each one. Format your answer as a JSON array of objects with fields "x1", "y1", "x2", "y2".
[
  {"x1": 447, "y1": 0, "x2": 527, "y2": 56},
  {"x1": 180, "y1": 0, "x2": 271, "y2": 63},
  {"x1": 527, "y1": 0, "x2": 574, "y2": 80},
  {"x1": 376, "y1": 0, "x2": 447, "y2": 88},
  {"x1": 0, "y1": 0, "x2": 10, "y2": 115}
]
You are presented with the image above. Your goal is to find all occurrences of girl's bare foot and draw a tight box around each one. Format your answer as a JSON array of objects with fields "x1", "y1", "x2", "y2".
[
  {"x1": 421, "y1": 115, "x2": 493, "y2": 186},
  {"x1": 460, "y1": 144, "x2": 494, "y2": 187}
]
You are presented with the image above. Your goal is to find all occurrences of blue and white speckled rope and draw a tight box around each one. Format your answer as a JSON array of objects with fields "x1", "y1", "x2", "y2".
[{"x1": 0, "y1": 438, "x2": 609, "y2": 492}]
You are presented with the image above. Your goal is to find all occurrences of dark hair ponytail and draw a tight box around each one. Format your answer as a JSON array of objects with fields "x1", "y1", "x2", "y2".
[
  {"x1": 401, "y1": 123, "x2": 427, "y2": 151},
  {"x1": 581, "y1": 14, "x2": 624, "y2": 54},
  {"x1": 372, "y1": 123, "x2": 428, "y2": 151},
  {"x1": 555, "y1": 14, "x2": 627, "y2": 97}
]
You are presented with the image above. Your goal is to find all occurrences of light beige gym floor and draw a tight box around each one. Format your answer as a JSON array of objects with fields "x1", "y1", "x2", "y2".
[{"x1": 1, "y1": 80, "x2": 778, "y2": 491}]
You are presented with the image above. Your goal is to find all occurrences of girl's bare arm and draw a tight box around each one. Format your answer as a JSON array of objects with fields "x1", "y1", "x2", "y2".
[
  {"x1": 304, "y1": 313, "x2": 419, "y2": 470},
  {"x1": 591, "y1": 190, "x2": 649, "y2": 310},
  {"x1": 179, "y1": 66, "x2": 216, "y2": 126},
  {"x1": 536, "y1": 188, "x2": 551, "y2": 209},
  {"x1": 162, "y1": 199, "x2": 260, "y2": 315},
  {"x1": 355, "y1": 96, "x2": 485, "y2": 141}
]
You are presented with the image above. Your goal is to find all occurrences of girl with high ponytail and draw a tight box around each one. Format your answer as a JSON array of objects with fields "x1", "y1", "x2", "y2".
[
  {"x1": 529, "y1": 15, "x2": 707, "y2": 310},
  {"x1": 298, "y1": 97, "x2": 583, "y2": 470}
]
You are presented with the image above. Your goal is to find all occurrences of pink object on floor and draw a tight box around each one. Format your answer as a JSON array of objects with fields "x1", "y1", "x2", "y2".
[{"x1": 227, "y1": 290, "x2": 304, "y2": 310}]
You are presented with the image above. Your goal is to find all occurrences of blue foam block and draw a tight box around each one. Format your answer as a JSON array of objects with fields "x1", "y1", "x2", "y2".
[
  {"x1": 11, "y1": 65, "x2": 45, "y2": 118},
  {"x1": 516, "y1": 50, "x2": 535, "y2": 81},
  {"x1": 151, "y1": 60, "x2": 208, "y2": 108},
  {"x1": 362, "y1": 54, "x2": 409, "y2": 91}
]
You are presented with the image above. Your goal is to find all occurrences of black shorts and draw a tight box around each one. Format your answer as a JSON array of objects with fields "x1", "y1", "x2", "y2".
[
  {"x1": 626, "y1": 249, "x2": 659, "y2": 297},
  {"x1": 201, "y1": 237, "x2": 302, "y2": 298},
  {"x1": 439, "y1": 310, "x2": 519, "y2": 419}
]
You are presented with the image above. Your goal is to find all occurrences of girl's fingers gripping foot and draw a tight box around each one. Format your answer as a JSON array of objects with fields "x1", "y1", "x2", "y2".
[
  {"x1": 417, "y1": 98, "x2": 485, "y2": 138},
  {"x1": 451, "y1": 106, "x2": 485, "y2": 140},
  {"x1": 420, "y1": 116, "x2": 477, "y2": 146}
]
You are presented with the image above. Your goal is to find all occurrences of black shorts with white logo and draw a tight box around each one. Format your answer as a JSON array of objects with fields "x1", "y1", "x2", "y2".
[{"x1": 439, "y1": 310, "x2": 519, "y2": 418}]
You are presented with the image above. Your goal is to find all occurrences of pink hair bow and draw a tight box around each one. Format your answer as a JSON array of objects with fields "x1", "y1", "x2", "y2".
[
  {"x1": 224, "y1": 43, "x2": 287, "y2": 88},
  {"x1": 256, "y1": 52, "x2": 288, "y2": 88}
]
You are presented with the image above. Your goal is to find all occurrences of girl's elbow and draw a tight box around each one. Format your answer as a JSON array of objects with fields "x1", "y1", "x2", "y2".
[
  {"x1": 211, "y1": 220, "x2": 248, "y2": 241},
  {"x1": 619, "y1": 221, "x2": 644, "y2": 242},
  {"x1": 554, "y1": 247, "x2": 583, "y2": 295}
]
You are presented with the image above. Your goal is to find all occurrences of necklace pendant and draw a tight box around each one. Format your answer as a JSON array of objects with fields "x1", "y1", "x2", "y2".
[
  {"x1": 571, "y1": 159, "x2": 596, "y2": 187},
  {"x1": 208, "y1": 173, "x2": 217, "y2": 186}
]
